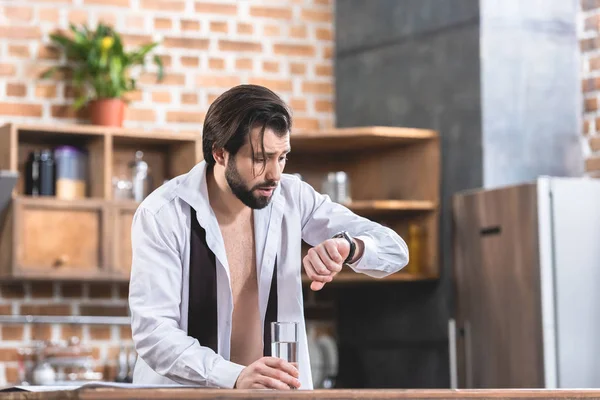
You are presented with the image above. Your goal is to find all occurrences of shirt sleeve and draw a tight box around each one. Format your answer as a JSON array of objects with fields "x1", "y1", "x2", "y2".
[
  {"x1": 129, "y1": 207, "x2": 245, "y2": 388},
  {"x1": 298, "y1": 179, "x2": 409, "y2": 278}
]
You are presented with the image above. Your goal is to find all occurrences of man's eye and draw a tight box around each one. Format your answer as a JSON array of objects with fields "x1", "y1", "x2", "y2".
[
  {"x1": 279, "y1": 156, "x2": 288, "y2": 162},
  {"x1": 255, "y1": 158, "x2": 265, "y2": 163}
]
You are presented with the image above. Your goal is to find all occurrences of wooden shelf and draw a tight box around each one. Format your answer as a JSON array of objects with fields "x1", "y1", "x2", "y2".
[
  {"x1": 291, "y1": 126, "x2": 437, "y2": 153},
  {"x1": 302, "y1": 270, "x2": 437, "y2": 284},
  {"x1": 344, "y1": 200, "x2": 437, "y2": 216}
]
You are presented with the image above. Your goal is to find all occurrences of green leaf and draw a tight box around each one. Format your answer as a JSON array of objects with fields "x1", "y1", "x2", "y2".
[
  {"x1": 153, "y1": 54, "x2": 164, "y2": 82},
  {"x1": 73, "y1": 95, "x2": 89, "y2": 110}
]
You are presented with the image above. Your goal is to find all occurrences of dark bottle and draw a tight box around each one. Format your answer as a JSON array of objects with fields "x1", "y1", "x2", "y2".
[
  {"x1": 39, "y1": 149, "x2": 55, "y2": 196},
  {"x1": 25, "y1": 151, "x2": 41, "y2": 196}
]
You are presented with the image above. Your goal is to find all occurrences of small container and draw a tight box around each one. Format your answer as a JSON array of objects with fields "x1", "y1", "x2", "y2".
[
  {"x1": 54, "y1": 146, "x2": 87, "y2": 200},
  {"x1": 322, "y1": 172, "x2": 351, "y2": 204},
  {"x1": 25, "y1": 150, "x2": 55, "y2": 196},
  {"x1": 129, "y1": 151, "x2": 153, "y2": 202}
]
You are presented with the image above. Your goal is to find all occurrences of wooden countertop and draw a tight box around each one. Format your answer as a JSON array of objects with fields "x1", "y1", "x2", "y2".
[{"x1": 2, "y1": 388, "x2": 600, "y2": 400}]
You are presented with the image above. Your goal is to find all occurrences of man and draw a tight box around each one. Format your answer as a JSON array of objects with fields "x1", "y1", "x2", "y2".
[{"x1": 128, "y1": 84, "x2": 409, "y2": 390}]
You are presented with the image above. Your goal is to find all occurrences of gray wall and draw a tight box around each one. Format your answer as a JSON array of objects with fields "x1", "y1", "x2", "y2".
[{"x1": 334, "y1": 0, "x2": 582, "y2": 389}]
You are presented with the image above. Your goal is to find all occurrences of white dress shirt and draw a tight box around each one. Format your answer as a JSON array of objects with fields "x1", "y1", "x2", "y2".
[{"x1": 129, "y1": 160, "x2": 409, "y2": 390}]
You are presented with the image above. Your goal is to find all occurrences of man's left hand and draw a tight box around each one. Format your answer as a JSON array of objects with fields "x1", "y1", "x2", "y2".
[{"x1": 303, "y1": 238, "x2": 350, "y2": 291}]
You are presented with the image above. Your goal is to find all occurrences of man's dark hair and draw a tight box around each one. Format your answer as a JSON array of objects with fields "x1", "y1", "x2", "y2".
[{"x1": 202, "y1": 84, "x2": 292, "y2": 168}]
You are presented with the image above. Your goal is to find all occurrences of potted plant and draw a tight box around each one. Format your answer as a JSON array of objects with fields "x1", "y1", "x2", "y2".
[{"x1": 42, "y1": 23, "x2": 164, "y2": 127}]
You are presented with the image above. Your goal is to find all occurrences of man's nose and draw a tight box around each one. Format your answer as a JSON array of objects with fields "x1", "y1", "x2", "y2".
[{"x1": 265, "y1": 159, "x2": 281, "y2": 182}]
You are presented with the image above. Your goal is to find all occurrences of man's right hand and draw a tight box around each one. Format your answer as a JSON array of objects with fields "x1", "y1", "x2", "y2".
[{"x1": 234, "y1": 357, "x2": 301, "y2": 390}]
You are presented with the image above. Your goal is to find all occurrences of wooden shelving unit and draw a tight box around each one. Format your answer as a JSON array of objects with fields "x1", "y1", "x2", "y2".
[
  {"x1": 290, "y1": 126, "x2": 440, "y2": 282},
  {"x1": 0, "y1": 123, "x2": 439, "y2": 283},
  {"x1": 0, "y1": 123, "x2": 201, "y2": 281}
]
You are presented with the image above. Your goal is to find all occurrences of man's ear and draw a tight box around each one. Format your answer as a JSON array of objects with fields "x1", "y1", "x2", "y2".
[{"x1": 213, "y1": 146, "x2": 227, "y2": 166}]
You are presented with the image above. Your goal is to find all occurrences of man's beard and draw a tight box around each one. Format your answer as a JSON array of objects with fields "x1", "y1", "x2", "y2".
[{"x1": 225, "y1": 157, "x2": 277, "y2": 209}]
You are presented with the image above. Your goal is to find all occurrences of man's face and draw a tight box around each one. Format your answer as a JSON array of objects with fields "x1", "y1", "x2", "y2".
[{"x1": 225, "y1": 126, "x2": 290, "y2": 209}]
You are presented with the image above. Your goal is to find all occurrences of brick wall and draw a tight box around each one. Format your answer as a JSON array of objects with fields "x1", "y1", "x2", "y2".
[
  {"x1": 0, "y1": 0, "x2": 333, "y2": 385},
  {"x1": 581, "y1": 0, "x2": 600, "y2": 174}
]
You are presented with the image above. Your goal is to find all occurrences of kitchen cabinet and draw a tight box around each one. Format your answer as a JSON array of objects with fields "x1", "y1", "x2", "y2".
[{"x1": 452, "y1": 177, "x2": 600, "y2": 388}]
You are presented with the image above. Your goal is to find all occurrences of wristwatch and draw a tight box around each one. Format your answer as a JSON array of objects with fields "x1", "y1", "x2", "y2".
[{"x1": 333, "y1": 231, "x2": 356, "y2": 265}]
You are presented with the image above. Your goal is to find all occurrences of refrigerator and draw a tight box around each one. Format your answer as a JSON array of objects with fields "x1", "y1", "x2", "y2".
[{"x1": 451, "y1": 176, "x2": 600, "y2": 389}]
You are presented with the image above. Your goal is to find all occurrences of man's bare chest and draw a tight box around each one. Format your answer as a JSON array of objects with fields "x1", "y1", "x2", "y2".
[{"x1": 219, "y1": 221, "x2": 257, "y2": 298}]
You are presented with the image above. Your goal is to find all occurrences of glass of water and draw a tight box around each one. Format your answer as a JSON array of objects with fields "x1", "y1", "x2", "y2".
[{"x1": 271, "y1": 321, "x2": 299, "y2": 370}]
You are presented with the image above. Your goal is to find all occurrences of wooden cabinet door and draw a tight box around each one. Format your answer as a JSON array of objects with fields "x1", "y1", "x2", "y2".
[
  {"x1": 453, "y1": 184, "x2": 544, "y2": 388},
  {"x1": 14, "y1": 198, "x2": 108, "y2": 279}
]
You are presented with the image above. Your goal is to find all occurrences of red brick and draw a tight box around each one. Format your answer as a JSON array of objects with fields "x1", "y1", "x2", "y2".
[
  {"x1": 31, "y1": 324, "x2": 52, "y2": 341},
  {"x1": 38, "y1": 45, "x2": 61, "y2": 60},
  {"x1": 248, "y1": 78, "x2": 292, "y2": 92},
  {"x1": 302, "y1": 81, "x2": 332, "y2": 94},
  {"x1": 586, "y1": 97, "x2": 598, "y2": 112},
  {"x1": 88, "y1": 283, "x2": 113, "y2": 299},
  {"x1": 21, "y1": 304, "x2": 71, "y2": 316},
  {"x1": 152, "y1": 91, "x2": 171, "y2": 103},
  {"x1": 0, "y1": 349, "x2": 19, "y2": 362},
  {"x1": 80, "y1": 305, "x2": 129, "y2": 316},
  {"x1": 237, "y1": 23, "x2": 253, "y2": 35},
  {"x1": 585, "y1": 156, "x2": 600, "y2": 171},
  {"x1": 0, "y1": 102, "x2": 42, "y2": 117},
  {"x1": 210, "y1": 21, "x2": 228, "y2": 33},
  {"x1": 582, "y1": 0, "x2": 600, "y2": 11},
  {"x1": 219, "y1": 40, "x2": 261, "y2": 53},
  {"x1": 209, "y1": 58, "x2": 225, "y2": 69},
  {"x1": 98, "y1": 13, "x2": 117, "y2": 26},
  {"x1": 4, "y1": 6, "x2": 33, "y2": 22},
  {"x1": 126, "y1": 108, "x2": 156, "y2": 122},
  {"x1": 31, "y1": 282, "x2": 54, "y2": 298},
  {"x1": 139, "y1": 72, "x2": 185, "y2": 85},
  {"x1": 290, "y1": 25, "x2": 307, "y2": 39},
  {"x1": 154, "y1": 18, "x2": 172, "y2": 30},
  {"x1": 315, "y1": 99, "x2": 333, "y2": 113},
  {"x1": 127, "y1": 15, "x2": 146, "y2": 29},
  {"x1": 61, "y1": 325, "x2": 83, "y2": 340},
  {"x1": 290, "y1": 63, "x2": 306, "y2": 75},
  {"x1": 0, "y1": 305, "x2": 11, "y2": 315},
  {"x1": 158, "y1": 55, "x2": 172, "y2": 67},
  {"x1": 584, "y1": 119, "x2": 591, "y2": 135},
  {"x1": 302, "y1": 8, "x2": 331, "y2": 22},
  {"x1": 207, "y1": 93, "x2": 221, "y2": 103},
  {"x1": 51, "y1": 104, "x2": 87, "y2": 119},
  {"x1": 36, "y1": 84, "x2": 57, "y2": 99},
  {"x1": 120, "y1": 325, "x2": 132, "y2": 340},
  {"x1": 181, "y1": 93, "x2": 198, "y2": 105},
  {"x1": 141, "y1": 0, "x2": 184, "y2": 10},
  {"x1": 181, "y1": 56, "x2": 199, "y2": 68},
  {"x1": 84, "y1": 0, "x2": 131, "y2": 6},
  {"x1": 263, "y1": 25, "x2": 281, "y2": 36},
  {"x1": 122, "y1": 34, "x2": 154, "y2": 47},
  {"x1": 263, "y1": 61, "x2": 280, "y2": 73},
  {"x1": 315, "y1": 64, "x2": 332, "y2": 77},
  {"x1": 323, "y1": 45, "x2": 333, "y2": 59},
  {"x1": 1, "y1": 284, "x2": 24, "y2": 299},
  {"x1": 591, "y1": 135, "x2": 600, "y2": 151},
  {"x1": 163, "y1": 37, "x2": 209, "y2": 50},
  {"x1": 90, "y1": 326, "x2": 112, "y2": 340},
  {"x1": 314, "y1": 0, "x2": 331, "y2": 4},
  {"x1": 39, "y1": 8, "x2": 60, "y2": 23},
  {"x1": 0, "y1": 64, "x2": 16, "y2": 76},
  {"x1": 235, "y1": 58, "x2": 253, "y2": 70},
  {"x1": 195, "y1": 2, "x2": 237, "y2": 15},
  {"x1": 8, "y1": 45, "x2": 29, "y2": 58},
  {"x1": 290, "y1": 98, "x2": 306, "y2": 111},
  {"x1": 2, "y1": 325, "x2": 24, "y2": 341},
  {"x1": 5, "y1": 367, "x2": 20, "y2": 384},
  {"x1": 6, "y1": 83, "x2": 26, "y2": 97},
  {"x1": 196, "y1": 74, "x2": 241, "y2": 88},
  {"x1": 274, "y1": 44, "x2": 315, "y2": 57},
  {"x1": 316, "y1": 27, "x2": 333, "y2": 41},
  {"x1": 182, "y1": 20, "x2": 201, "y2": 31},
  {"x1": 167, "y1": 111, "x2": 206, "y2": 123},
  {"x1": 68, "y1": 10, "x2": 88, "y2": 25},
  {"x1": 294, "y1": 117, "x2": 320, "y2": 130},
  {"x1": 249, "y1": 6, "x2": 292, "y2": 20}
]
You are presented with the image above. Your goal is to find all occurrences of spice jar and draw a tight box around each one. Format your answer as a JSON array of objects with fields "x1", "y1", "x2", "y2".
[{"x1": 54, "y1": 146, "x2": 87, "y2": 200}]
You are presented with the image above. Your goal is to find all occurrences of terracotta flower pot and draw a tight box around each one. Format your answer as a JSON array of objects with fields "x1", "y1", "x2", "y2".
[{"x1": 88, "y1": 98, "x2": 126, "y2": 127}]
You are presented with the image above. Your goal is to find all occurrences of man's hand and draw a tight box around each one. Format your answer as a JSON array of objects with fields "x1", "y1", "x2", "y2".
[
  {"x1": 303, "y1": 238, "x2": 349, "y2": 291},
  {"x1": 234, "y1": 357, "x2": 300, "y2": 390}
]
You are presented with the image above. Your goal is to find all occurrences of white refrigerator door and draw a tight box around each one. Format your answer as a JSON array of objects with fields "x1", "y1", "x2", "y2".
[{"x1": 541, "y1": 176, "x2": 600, "y2": 388}]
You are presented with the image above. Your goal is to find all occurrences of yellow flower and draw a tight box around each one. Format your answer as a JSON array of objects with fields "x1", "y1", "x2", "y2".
[{"x1": 101, "y1": 36, "x2": 114, "y2": 51}]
